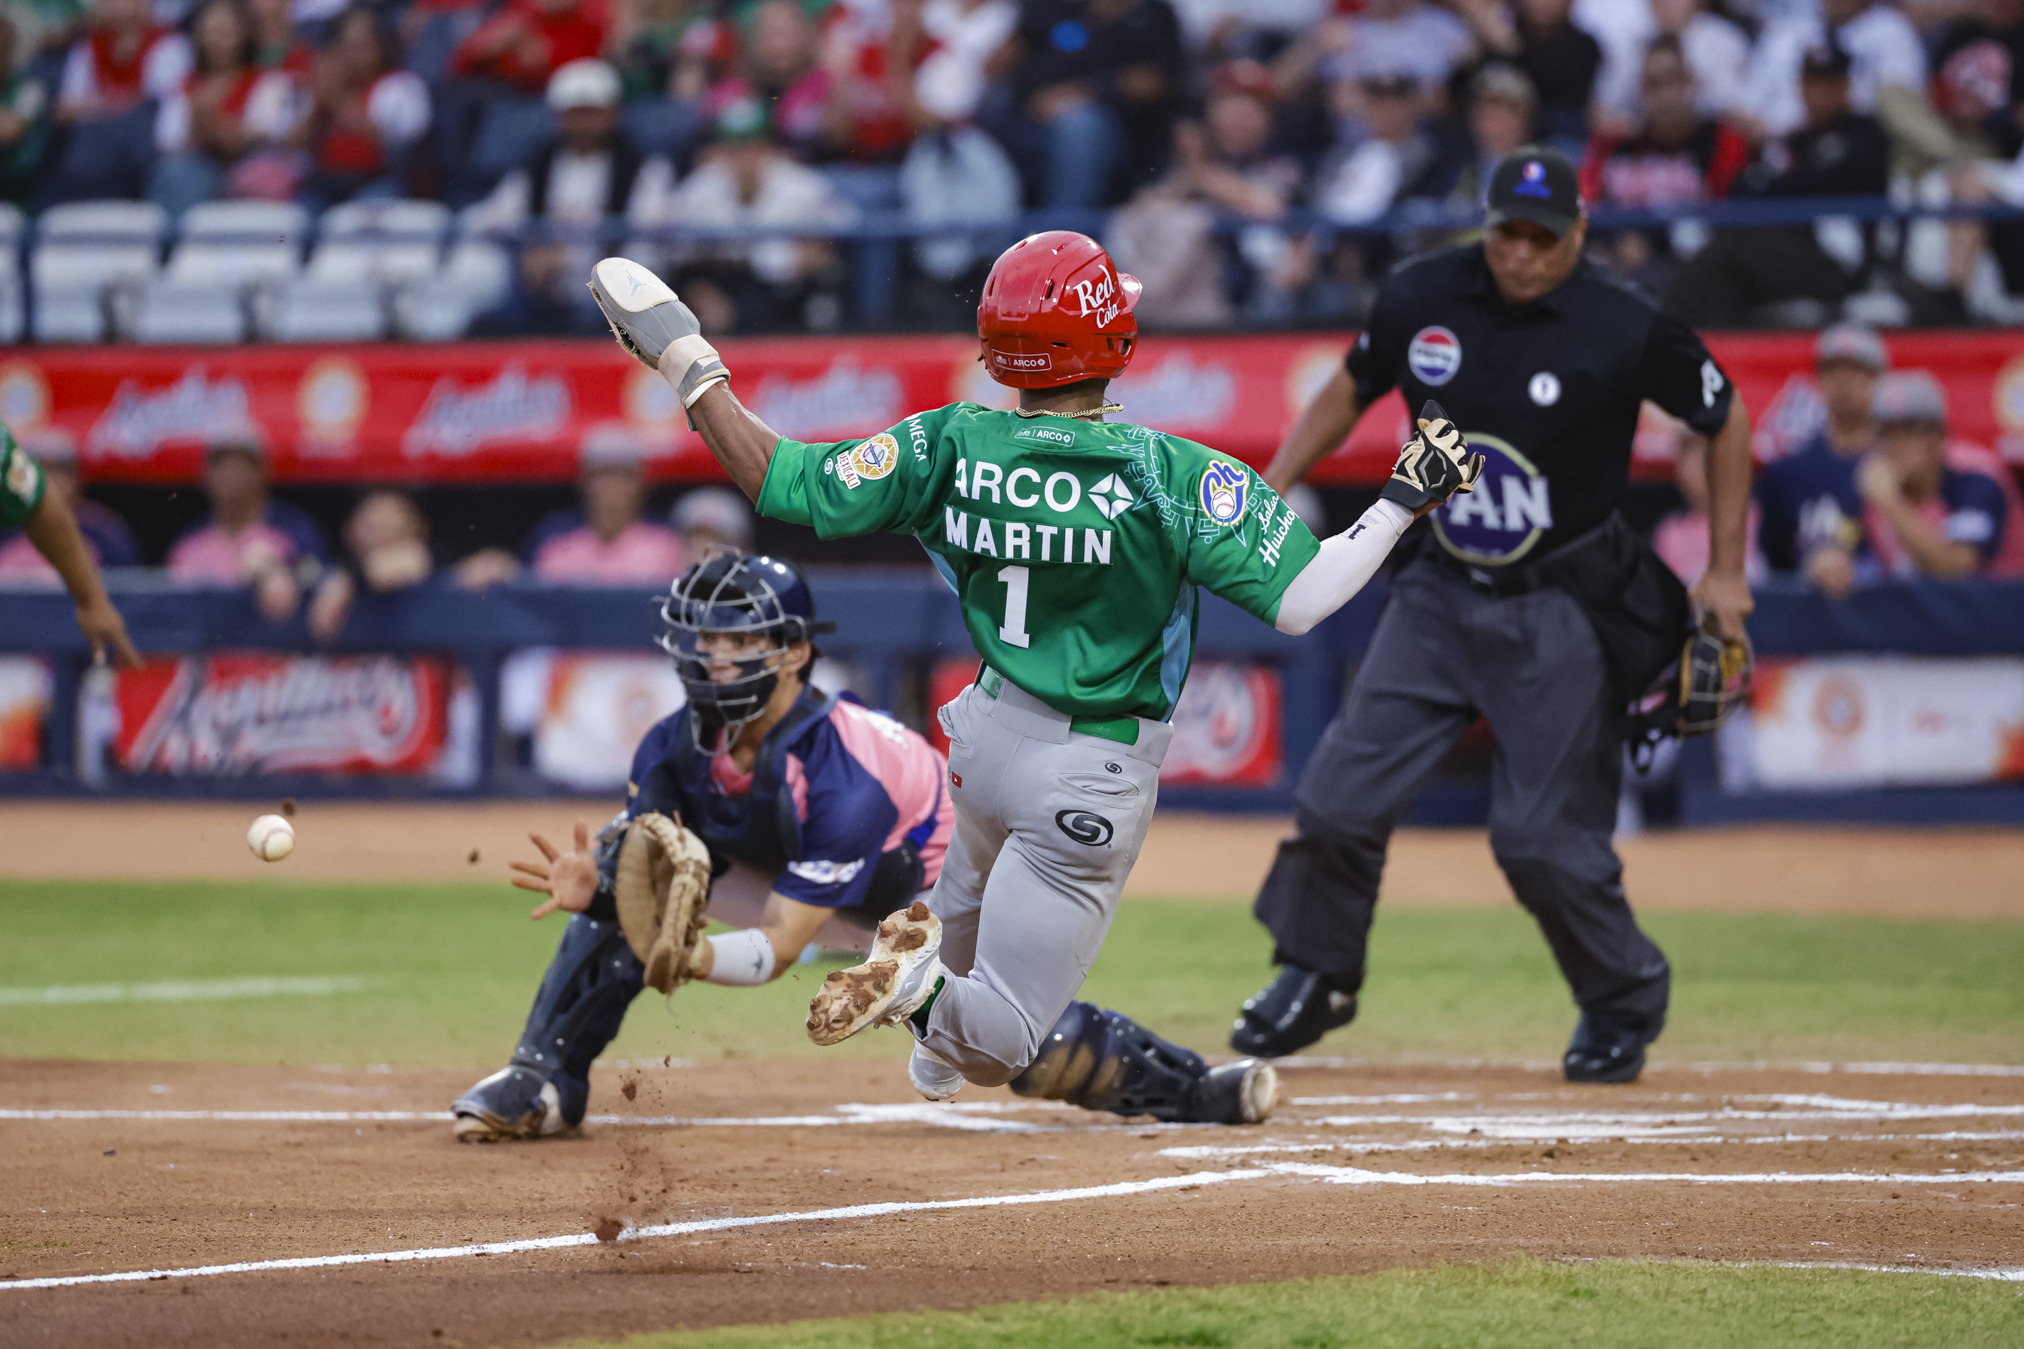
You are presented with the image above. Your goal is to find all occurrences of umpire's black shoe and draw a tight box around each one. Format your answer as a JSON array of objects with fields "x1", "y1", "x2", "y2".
[
  {"x1": 1229, "y1": 967, "x2": 1357, "y2": 1057},
  {"x1": 1563, "y1": 1012, "x2": 1660, "y2": 1085}
]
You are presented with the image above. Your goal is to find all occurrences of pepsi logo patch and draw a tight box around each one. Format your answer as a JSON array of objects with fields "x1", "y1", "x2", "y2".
[
  {"x1": 1408, "y1": 326, "x2": 1462, "y2": 386},
  {"x1": 1515, "y1": 160, "x2": 1553, "y2": 199},
  {"x1": 850, "y1": 433, "x2": 901, "y2": 482},
  {"x1": 1200, "y1": 460, "x2": 1249, "y2": 525}
]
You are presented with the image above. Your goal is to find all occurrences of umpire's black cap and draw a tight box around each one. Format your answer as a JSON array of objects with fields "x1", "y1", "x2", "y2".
[{"x1": 1486, "y1": 146, "x2": 1583, "y2": 238}]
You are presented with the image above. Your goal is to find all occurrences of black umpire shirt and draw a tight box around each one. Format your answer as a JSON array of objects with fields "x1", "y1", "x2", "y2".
[{"x1": 1347, "y1": 243, "x2": 1734, "y2": 567}]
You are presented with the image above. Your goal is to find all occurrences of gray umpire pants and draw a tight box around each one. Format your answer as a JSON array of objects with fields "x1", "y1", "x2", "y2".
[
  {"x1": 1255, "y1": 558, "x2": 1671, "y2": 1028},
  {"x1": 921, "y1": 677, "x2": 1173, "y2": 1086}
]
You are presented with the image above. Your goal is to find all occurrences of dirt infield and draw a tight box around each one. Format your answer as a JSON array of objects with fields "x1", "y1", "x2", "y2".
[
  {"x1": 4, "y1": 1057, "x2": 2021, "y2": 1347},
  {"x1": 5, "y1": 800, "x2": 2023, "y2": 918}
]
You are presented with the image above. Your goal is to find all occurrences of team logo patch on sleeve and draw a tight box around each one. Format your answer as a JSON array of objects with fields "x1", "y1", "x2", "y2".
[
  {"x1": 849, "y1": 433, "x2": 901, "y2": 483},
  {"x1": 1408, "y1": 326, "x2": 1462, "y2": 386},
  {"x1": 1200, "y1": 460, "x2": 1249, "y2": 525},
  {"x1": 4, "y1": 448, "x2": 37, "y2": 504}
]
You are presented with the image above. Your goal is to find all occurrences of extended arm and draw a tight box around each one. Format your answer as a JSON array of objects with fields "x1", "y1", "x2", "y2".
[
  {"x1": 24, "y1": 490, "x2": 141, "y2": 668},
  {"x1": 1263, "y1": 365, "x2": 1366, "y2": 495},
  {"x1": 1691, "y1": 397, "x2": 1755, "y2": 641},
  {"x1": 1857, "y1": 456, "x2": 1982, "y2": 579}
]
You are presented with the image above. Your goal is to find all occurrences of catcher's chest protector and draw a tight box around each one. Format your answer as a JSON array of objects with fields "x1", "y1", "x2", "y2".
[{"x1": 650, "y1": 690, "x2": 834, "y2": 865}]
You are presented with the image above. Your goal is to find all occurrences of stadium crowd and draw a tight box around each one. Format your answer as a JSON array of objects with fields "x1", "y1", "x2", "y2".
[{"x1": 9, "y1": 0, "x2": 2024, "y2": 335}]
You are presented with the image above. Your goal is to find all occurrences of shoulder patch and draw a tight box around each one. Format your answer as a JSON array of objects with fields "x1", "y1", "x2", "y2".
[
  {"x1": 4, "y1": 445, "x2": 38, "y2": 505},
  {"x1": 849, "y1": 433, "x2": 901, "y2": 483},
  {"x1": 1199, "y1": 460, "x2": 1249, "y2": 526}
]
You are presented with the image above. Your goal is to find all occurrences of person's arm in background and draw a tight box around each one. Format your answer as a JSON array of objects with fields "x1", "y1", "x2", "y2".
[
  {"x1": 1857, "y1": 456, "x2": 1985, "y2": 578},
  {"x1": 1695, "y1": 396, "x2": 1755, "y2": 641},
  {"x1": 23, "y1": 488, "x2": 142, "y2": 668},
  {"x1": 1262, "y1": 365, "x2": 1366, "y2": 495}
]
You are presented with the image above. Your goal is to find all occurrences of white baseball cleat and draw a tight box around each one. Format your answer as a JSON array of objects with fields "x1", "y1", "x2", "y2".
[
  {"x1": 806, "y1": 901, "x2": 944, "y2": 1046},
  {"x1": 908, "y1": 1042, "x2": 965, "y2": 1102}
]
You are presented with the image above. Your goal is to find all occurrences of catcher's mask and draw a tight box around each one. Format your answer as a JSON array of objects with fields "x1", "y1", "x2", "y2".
[
  {"x1": 658, "y1": 552, "x2": 834, "y2": 751},
  {"x1": 1626, "y1": 620, "x2": 1754, "y2": 770}
]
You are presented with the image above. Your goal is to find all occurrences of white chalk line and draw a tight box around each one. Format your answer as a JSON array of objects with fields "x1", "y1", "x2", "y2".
[
  {"x1": 0, "y1": 1102, "x2": 1061, "y2": 1135},
  {"x1": 1273, "y1": 1057, "x2": 2024, "y2": 1078},
  {"x1": 0, "y1": 976, "x2": 369, "y2": 1007},
  {"x1": 10, "y1": 1161, "x2": 2024, "y2": 1294},
  {"x1": 1162, "y1": 1131, "x2": 2024, "y2": 1160}
]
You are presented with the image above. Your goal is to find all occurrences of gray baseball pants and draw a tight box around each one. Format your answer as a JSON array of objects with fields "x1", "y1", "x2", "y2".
[
  {"x1": 1254, "y1": 558, "x2": 1671, "y2": 1026},
  {"x1": 919, "y1": 677, "x2": 1173, "y2": 1086}
]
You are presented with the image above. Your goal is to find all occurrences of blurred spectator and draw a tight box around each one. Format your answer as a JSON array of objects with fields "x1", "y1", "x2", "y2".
[
  {"x1": 1423, "y1": 62, "x2": 1538, "y2": 215},
  {"x1": 37, "y1": 0, "x2": 191, "y2": 203},
  {"x1": 1468, "y1": 0, "x2": 1604, "y2": 145},
  {"x1": 1653, "y1": 0, "x2": 1752, "y2": 121},
  {"x1": 1324, "y1": 0, "x2": 1474, "y2": 93},
  {"x1": 528, "y1": 428, "x2": 686, "y2": 583},
  {"x1": 249, "y1": 0, "x2": 310, "y2": 76},
  {"x1": 1585, "y1": 0, "x2": 1753, "y2": 129},
  {"x1": 166, "y1": 435, "x2": 328, "y2": 623},
  {"x1": 910, "y1": 0, "x2": 1017, "y2": 130},
  {"x1": 893, "y1": 0, "x2": 1022, "y2": 289},
  {"x1": 298, "y1": 7, "x2": 431, "y2": 211},
  {"x1": 1932, "y1": 0, "x2": 2024, "y2": 160},
  {"x1": 670, "y1": 483, "x2": 756, "y2": 555},
  {"x1": 611, "y1": 0, "x2": 723, "y2": 102},
  {"x1": 818, "y1": 0, "x2": 916, "y2": 165},
  {"x1": 1757, "y1": 322, "x2": 1885, "y2": 590},
  {"x1": 1579, "y1": 36, "x2": 1751, "y2": 291},
  {"x1": 654, "y1": 95, "x2": 851, "y2": 333},
  {"x1": 694, "y1": 0, "x2": 829, "y2": 162},
  {"x1": 986, "y1": 0, "x2": 1183, "y2": 208},
  {"x1": 306, "y1": 489, "x2": 436, "y2": 643},
  {"x1": 1749, "y1": 0, "x2": 1933, "y2": 155},
  {"x1": 148, "y1": 0, "x2": 305, "y2": 217},
  {"x1": 449, "y1": 0, "x2": 611, "y2": 97},
  {"x1": 1858, "y1": 370, "x2": 2017, "y2": 580},
  {"x1": 1651, "y1": 432, "x2": 1764, "y2": 589},
  {"x1": 1664, "y1": 42, "x2": 1888, "y2": 328},
  {"x1": 467, "y1": 58, "x2": 673, "y2": 334},
  {"x1": 1315, "y1": 72, "x2": 1432, "y2": 224},
  {"x1": 1112, "y1": 59, "x2": 1299, "y2": 327},
  {"x1": 0, "y1": 430, "x2": 138, "y2": 582},
  {"x1": 0, "y1": 15, "x2": 58, "y2": 204}
]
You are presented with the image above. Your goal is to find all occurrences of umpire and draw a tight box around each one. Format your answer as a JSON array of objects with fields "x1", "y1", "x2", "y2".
[{"x1": 1230, "y1": 147, "x2": 1753, "y2": 1084}]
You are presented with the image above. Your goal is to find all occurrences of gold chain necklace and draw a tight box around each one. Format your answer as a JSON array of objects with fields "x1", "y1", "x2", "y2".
[{"x1": 1013, "y1": 403, "x2": 1122, "y2": 421}]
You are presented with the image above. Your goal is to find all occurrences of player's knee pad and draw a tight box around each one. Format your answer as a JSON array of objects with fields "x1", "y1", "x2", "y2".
[
  {"x1": 509, "y1": 913, "x2": 646, "y2": 1117},
  {"x1": 1009, "y1": 1002, "x2": 1207, "y2": 1123}
]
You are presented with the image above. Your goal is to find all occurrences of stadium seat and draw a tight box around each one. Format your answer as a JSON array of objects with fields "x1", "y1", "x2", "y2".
[
  {"x1": 165, "y1": 200, "x2": 307, "y2": 288},
  {"x1": 392, "y1": 238, "x2": 513, "y2": 340},
  {"x1": 307, "y1": 199, "x2": 448, "y2": 288},
  {"x1": 267, "y1": 277, "x2": 387, "y2": 342},
  {"x1": 30, "y1": 201, "x2": 166, "y2": 342},
  {"x1": 130, "y1": 276, "x2": 246, "y2": 344},
  {"x1": 0, "y1": 204, "x2": 21, "y2": 343}
]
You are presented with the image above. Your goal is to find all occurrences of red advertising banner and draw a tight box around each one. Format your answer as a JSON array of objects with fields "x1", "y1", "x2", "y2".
[
  {"x1": 1161, "y1": 661, "x2": 1283, "y2": 788},
  {"x1": 6, "y1": 329, "x2": 2021, "y2": 488},
  {"x1": 112, "y1": 653, "x2": 452, "y2": 776}
]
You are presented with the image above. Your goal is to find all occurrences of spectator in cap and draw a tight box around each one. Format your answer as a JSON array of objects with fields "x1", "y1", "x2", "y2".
[
  {"x1": 670, "y1": 483, "x2": 756, "y2": 557},
  {"x1": 1664, "y1": 41, "x2": 1888, "y2": 329},
  {"x1": 1755, "y1": 323, "x2": 1886, "y2": 597},
  {"x1": 1747, "y1": 0, "x2": 1929, "y2": 148},
  {"x1": 1420, "y1": 63, "x2": 1537, "y2": 220},
  {"x1": 166, "y1": 434, "x2": 328, "y2": 623},
  {"x1": 466, "y1": 58, "x2": 675, "y2": 335},
  {"x1": 1315, "y1": 72, "x2": 1433, "y2": 226},
  {"x1": 1858, "y1": 371, "x2": 2017, "y2": 582},
  {"x1": 650, "y1": 94, "x2": 850, "y2": 333},
  {"x1": 525, "y1": 426, "x2": 687, "y2": 584},
  {"x1": 0, "y1": 429, "x2": 139, "y2": 581}
]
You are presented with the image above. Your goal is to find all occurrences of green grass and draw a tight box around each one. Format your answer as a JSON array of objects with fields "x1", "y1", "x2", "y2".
[
  {"x1": 1, "y1": 880, "x2": 2020, "y2": 1067},
  {"x1": 561, "y1": 1258, "x2": 2024, "y2": 1349}
]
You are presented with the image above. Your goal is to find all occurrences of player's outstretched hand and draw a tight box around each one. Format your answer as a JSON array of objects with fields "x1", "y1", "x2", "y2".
[
  {"x1": 586, "y1": 258, "x2": 729, "y2": 411},
  {"x1": 512, "y1": 819, "x2": 601, "y2": 921},
  {"x1": 1379, "y1": 400, "x2": 1485, "y2": 519}
]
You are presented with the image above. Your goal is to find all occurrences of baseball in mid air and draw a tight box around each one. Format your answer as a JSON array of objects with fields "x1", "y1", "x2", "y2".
[{"x1": 247, "y1": 814, "x2": 295, "y2": 863}]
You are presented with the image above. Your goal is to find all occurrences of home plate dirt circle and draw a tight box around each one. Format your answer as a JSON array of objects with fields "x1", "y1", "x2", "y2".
[{"x1": 4, "y1": 1057, "x2": 2022, "y2": 1347}]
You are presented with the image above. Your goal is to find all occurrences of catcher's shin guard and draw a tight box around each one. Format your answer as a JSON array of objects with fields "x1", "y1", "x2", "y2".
[
  {"x1": 452, "y1": 914, "x2": 644, "y2": 1139},
  {"x1": 1010, "y1": 1002, "x2": 1278, "y2": 1124}
]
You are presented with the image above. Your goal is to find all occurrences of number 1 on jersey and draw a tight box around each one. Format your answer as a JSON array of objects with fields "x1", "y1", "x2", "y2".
[{"x1": 996, "y1": 564, "x2": 1031, "y2": 648}]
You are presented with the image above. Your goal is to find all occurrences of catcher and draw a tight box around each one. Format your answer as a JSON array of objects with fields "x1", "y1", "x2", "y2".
[{"x1": 455, "y1": 550, "x2": 1283, "y2": 1138}]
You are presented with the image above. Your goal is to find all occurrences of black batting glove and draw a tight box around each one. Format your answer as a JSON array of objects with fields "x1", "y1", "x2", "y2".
[{"x1": 1378, "y1": 400, "x2": 1484, "y2": 514}]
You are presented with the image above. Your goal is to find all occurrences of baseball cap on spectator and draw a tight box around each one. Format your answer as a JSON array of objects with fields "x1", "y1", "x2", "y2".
[
  {"x1": 1486, "y1": 145, "x2": 1582, "y2": 237},
  {"x1": 1472, "y1": 62, "x2": 1537, "y2": 111},
  {"x1": 579, "y1": 423, "x2": 649, "y2": 472},
  {"x1": 1212, "y1": 59, "x2": 1277, "y2": 104},
  {"x1": 1360, "y1": 71, "x2": 1418, "y2": 101},
  {"x1": 1871, "y1": 371, "x2": 1947, "y2": 427},
  {"x1": 713, "y1": 96, "x2": 772, "y2": 144},
  {"x1": 671, "y1": 486, "x2": 755, "y2": 552},
  {"x1": 1801, "y1": 41, "x2": 1852, "y2": 81},
  {"x1": 547, "y1": 58, "x2": 622, "y2": 112},
  {"x1": 1815, "y1": 322, "x2": 1887, "y2": 373}
]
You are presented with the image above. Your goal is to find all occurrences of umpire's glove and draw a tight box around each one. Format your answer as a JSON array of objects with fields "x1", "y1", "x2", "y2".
[{"x1": 1379, "y1": 400, "x2": 1484, "y2": 514}]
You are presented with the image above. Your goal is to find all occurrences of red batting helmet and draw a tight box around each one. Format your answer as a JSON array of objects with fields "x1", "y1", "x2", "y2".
[{"x1": 977, "y1": 231, "x2": 1141, "y2": 389}]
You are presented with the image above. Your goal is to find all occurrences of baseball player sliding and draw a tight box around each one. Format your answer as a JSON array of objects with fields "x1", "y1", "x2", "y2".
[{"x1": 585, "y1": 231, "x2": 1481, "y2": 1118}]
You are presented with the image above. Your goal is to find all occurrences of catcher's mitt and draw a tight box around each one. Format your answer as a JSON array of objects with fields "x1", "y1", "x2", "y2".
[
  {"x1": 1626, "y1": 621, "x2": 1754, "y2": 768},
  {"x1": 613, "y1": 812, "x2": 713, "y2": 994}
]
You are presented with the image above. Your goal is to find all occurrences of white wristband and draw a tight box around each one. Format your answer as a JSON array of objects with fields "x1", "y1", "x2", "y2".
[{"x1": 703, "y1": 928, "x2": 778, "y2": 986}]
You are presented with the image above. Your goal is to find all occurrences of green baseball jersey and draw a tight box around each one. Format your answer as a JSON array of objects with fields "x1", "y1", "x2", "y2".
[
  {"x1": 758, "y1": 402, "x2": 1322, "y2": 721},
  {"x1": 0, "y1": 423, "x2": 45, "y2": 529}
]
